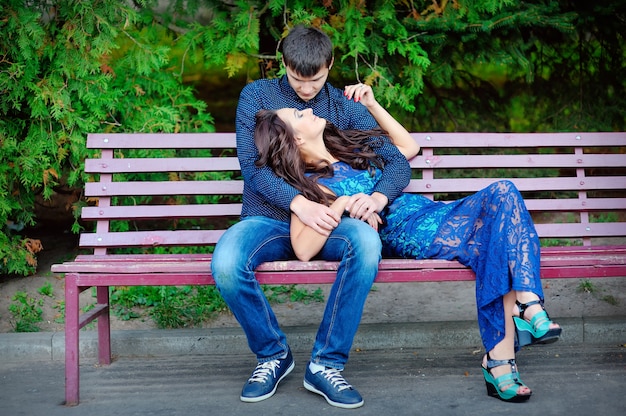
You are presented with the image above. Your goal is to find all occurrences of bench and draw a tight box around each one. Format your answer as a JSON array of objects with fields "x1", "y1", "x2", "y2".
[{"x1": 51, "y1": 131, "x2": 626, "y2": 405}]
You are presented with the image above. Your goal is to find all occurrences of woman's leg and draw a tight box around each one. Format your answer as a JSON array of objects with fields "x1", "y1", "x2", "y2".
[
  {"x1": 483, "y1": 291, "x2": 531, "y2": 397},
  {"x1": 424, "y1": 180, "x2": 557, "y2": 352}
]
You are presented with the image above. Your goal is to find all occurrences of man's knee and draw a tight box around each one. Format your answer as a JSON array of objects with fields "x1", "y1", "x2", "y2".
[{"x1": 340, "y1": 219, "x2": 382, "y2": 261}]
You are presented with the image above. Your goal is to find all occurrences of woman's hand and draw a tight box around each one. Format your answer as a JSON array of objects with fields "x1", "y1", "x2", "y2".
[
  {"x1": 345, "y1": 82, "x2": 420, "y2": 160},
  {"x1": 344, "y1": 192, "x2": 387, "y2": 222},
  {"x1": 344, "y1": 83, "x2": 377, "y2": 108},
  {"x1": 365, "y1": 212, "x2": 383, "y2": 231}
]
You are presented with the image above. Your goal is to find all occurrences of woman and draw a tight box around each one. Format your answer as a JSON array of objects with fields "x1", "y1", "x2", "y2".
[{"x1": 253, "y1": 87, "x2": 561, "y2": 402}]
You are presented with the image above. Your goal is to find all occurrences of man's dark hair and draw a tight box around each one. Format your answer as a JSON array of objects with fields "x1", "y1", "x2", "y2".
[{"x1": 280, "y1": 25, "x2": 333, "y2": 77}]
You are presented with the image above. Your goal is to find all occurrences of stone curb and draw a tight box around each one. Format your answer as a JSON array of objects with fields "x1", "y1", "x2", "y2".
[{"x1": 1, "y1": 316, "x2": 624, "y2": 362}]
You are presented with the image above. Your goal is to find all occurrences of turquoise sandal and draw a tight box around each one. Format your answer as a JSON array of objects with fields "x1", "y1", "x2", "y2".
[
  {"x1": 513, "y1": 300, "x2": 562, "y2": 347},
  {"x1": 482, "y1": 353, "x2": 532, "y2": 402}
]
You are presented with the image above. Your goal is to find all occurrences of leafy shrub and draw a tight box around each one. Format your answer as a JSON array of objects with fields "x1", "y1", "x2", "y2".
[{"x1": 1, "y1": 0, "x2": 214, "y2": 275}]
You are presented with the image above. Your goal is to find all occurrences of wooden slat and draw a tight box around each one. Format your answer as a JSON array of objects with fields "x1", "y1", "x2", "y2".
[
  {"x1": 405, "y1": 176, "x2": 626, "y2": 193},
  {"x1": 58, "y1": 245, "x2": 623, "y2": 264},
  {"x1": 75, "y1": 223, "x2": 625, "y2": 250},
  {"x1": 410, "y1": 153, "x2": 625, "y2": 169},
  {"x1": 79, "y1": 229, "x2": 225, "y2": 247},
  {"x1": 85, "y1": 180, "x2": 244, "y2": 196},
  {"x1": 87, "y1": 133, "x2": 236, "y2": 149},
  {"x1": 52, "y1": 246, "x2": 626, "y2": 274},
  {"x1": 523, "y1": 198, "x2": 626, "y2": 211},
  {"x1": 86, "y1": 132, "x2": 625, "y2": 149},
  {"x1": 85, "y1": 153, "x2": 626, "y2": 174},
  {"x1": 534, "y1": 223, "x2": 626, "y2": 238},
  {"x1": 85, "y1": 157, "x2": 240, "y2": 173},
  {"x1": 60, "y1": 263, "x2": 626, "y2": 286},
  {"x1": 411, "y1": 132, "x2": 626, "y2": 147},
  {"x1": 81, "y1": 204, "x2": 242, "y2": 220}
]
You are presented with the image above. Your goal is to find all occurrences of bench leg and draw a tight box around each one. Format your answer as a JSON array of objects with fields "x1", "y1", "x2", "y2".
[
  {"x1": 64, "y1": 274, "x2": 80, "y2": 406},
  {"x1": 96, "y1": 286, "x2": 111, "y2": 365}
]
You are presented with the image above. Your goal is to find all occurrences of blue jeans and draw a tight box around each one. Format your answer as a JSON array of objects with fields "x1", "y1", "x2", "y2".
[{"x1": 211, "y1": 216, "x2": 381, "y2": 370}]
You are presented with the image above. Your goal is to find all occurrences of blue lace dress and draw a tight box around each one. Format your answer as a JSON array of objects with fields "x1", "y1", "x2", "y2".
[{"x1": 317, "y1": 162, "x2": 544, "y2": 352}]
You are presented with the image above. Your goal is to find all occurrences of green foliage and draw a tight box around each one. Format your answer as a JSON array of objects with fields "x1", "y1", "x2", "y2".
[
  {"x1": 53, "y1": 300, "x2": 66, "y2": 324},
  {"x1": 2, "y1": 0, "x2": 624, "y2": 274},
  {"x1": 577, "y1": 279, "x2": 596, "y2": 294},
  {"x1": 262, "y1": 284, "x2": 325, "y2": 305},
  {"x1": 109, "y1": 285, "x2": 227, "y2": 328},
  {"x1": 107, "y1": 284, "x2": 323, "y2": 329},
  {"x1": 1, "y1": 0, "x2": 214, "y2": 275},
  {"x1": 37, "y1": 281, "x2": 54, "y2": 297},
  {"x1": 576, "y1": 279, "x2": 620, "y2": 306},
  {"x1": 9, "y1": 291, "x2": 44, "y2": 332}
]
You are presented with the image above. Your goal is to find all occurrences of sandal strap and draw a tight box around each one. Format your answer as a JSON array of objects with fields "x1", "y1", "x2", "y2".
[
  {"x1": 485, "y1": 354, "x2": 525, "y2": 389},
  {"x1": 485, "y1": 354, "x2": 518, "y2": 374},
  {"x1": 515, "y1": 299, "x2": 544, "y2": 321}
]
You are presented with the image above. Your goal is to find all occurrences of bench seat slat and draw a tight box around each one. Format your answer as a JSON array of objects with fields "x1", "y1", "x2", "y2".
[
  {"x1": 56, "y1": 263, "x2": 626, "y2": 286},
  {"x1": 60, "y1": 245, "x2": 622, "y2": 261},
  {"x1": 51, "y1": 246, "x2": 626, "y2": 274}
]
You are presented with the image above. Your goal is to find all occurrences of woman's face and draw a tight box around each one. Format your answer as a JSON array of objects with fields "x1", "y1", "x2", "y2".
[{"x1": 276, "y1": 108, "x2": 326, "y2": 145}]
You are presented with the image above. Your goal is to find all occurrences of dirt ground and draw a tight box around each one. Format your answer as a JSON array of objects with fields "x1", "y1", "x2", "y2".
[{"x1": 1, "y1": 233, "x2": 625, "y2": 334}]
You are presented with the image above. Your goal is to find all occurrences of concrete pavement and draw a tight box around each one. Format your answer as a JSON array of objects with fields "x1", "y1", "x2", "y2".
[
  {"x1": 1, "y1": 317, "x2": 625, "y2": 415},
  {"x1": 0, "y1": 342, "x2": 624, "y2": 415}
]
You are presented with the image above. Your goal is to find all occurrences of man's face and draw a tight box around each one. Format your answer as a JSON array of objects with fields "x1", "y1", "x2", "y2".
[{"x1": 284, "y1": 65, "x2": 330, "y2": 102}]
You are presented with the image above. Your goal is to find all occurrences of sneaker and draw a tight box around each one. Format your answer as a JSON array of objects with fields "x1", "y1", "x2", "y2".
[
  {"x1": 240, "y1": 349, "x2": 295, "y2": 402},
  {"x1": 303, "y1": 365, "x2": 364, "y2": 409}
]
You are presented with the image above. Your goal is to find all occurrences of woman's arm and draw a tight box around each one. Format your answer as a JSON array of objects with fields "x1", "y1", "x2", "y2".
[
  {"x1": 290, "y1": 196, "x2": 350, "y2": 261},
  {"x1": 344, "y1": 84, "x2": 420, "y2": 160}
]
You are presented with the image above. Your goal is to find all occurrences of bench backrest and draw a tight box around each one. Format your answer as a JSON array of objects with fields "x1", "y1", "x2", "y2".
[{"x1": 81, "y1": 132, "x2": 626, "y2": 254}]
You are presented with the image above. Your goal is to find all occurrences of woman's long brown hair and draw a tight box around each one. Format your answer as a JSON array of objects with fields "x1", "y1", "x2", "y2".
[{"x1": 254, "y1": 109, "x2": 386, "y2": 205}]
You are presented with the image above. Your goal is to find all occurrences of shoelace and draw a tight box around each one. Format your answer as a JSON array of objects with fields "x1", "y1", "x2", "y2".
[
  {"x1": 248, "y1": 359, "x2": 281, "y2": 383},
  {"x1": 320, "y1": 368, "x2": 353, "y2": 392}
]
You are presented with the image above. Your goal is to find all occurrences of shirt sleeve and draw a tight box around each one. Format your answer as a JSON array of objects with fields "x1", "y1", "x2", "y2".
[
  {"x1": 235, "y1": 83, "x2": 300, "y2": 212},
  {"x1": 370, "y1": 136, "x2": 412, "y2": 203}
]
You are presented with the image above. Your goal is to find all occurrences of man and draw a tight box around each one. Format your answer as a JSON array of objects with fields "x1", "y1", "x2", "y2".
[{"x1": 211, "y1": 25, "x2": 410, "y2": 409}]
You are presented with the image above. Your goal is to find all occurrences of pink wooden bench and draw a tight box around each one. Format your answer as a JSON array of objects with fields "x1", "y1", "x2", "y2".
[{"x1": 51, "y1": 131, "x2": 626, "y2": 405}]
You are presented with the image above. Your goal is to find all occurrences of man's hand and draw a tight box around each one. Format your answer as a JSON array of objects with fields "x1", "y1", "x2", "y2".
[{"x1": 290, "y1": 195, "x2": 341, "y2": 236}]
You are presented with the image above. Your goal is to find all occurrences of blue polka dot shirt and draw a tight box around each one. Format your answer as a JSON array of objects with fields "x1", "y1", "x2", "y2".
[{"x1": 236, "y1": 75, "x2": 411, "y2": 222}]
